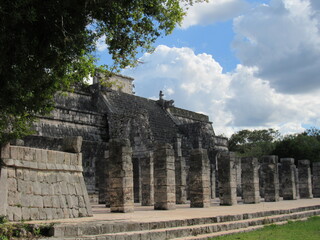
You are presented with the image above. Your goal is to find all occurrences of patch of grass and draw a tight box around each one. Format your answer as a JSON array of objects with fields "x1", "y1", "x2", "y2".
[
  {"x1": 212, "y1": 216, "x2": 320, "y2": 240},
  {"x1": 0, "y1": 220, "x2": 54, "y2": 240}
]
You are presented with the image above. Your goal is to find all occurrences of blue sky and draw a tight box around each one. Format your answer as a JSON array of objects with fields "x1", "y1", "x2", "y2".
[{"x1": 95, "y1": 0, "x2": 320, "y2": 136}]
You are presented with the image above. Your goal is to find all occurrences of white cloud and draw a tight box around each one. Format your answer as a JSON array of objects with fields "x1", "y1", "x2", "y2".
[
  {"x1": 96, "y1": 35, "x2": 108, "y2": 52},
  {"x1": 123, "y1": 45, "x2": 320, "y2": 137},
  {"x1": 233, "y1": 0, "x2": 320, "y2": 94},
  {"x1": 181, "y1": 0, "x2": 249, "y2": 29}
]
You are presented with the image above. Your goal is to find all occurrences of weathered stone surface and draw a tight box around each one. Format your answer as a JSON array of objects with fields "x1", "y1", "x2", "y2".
[
  {"x1": 140, "y1": 152, "x2": 154, "y2": 206},
  {"x1": 108, "y1": 138, "x2": 134, "y2": 213},
  {"x1": 189, "y1": 148, "x2": 210, "y2": 208},
  {"x1": 298, "y1": 160, "x2": 313, "y2": 199},
  {"x1": 260, "y1": 155, "x2": 280, "y2": 202},
  {"x1": 218, "y1": 151, "x2": 237, "y2": 205},
  {"x1": 174, "y1": 136, "x2": 187, "y2": 204},
  {"x1": 280, "y1": 158, "x2": 297, "y2": 200},
  {"x1": 154, "y1": 143, "x2": 176, "y2": 210},
  {"x1": 313, "y1": 162, "x2": 320, "y2": 198},
  {"x1": 0, "y1": 145, "x2": 92, "y2": 221},
  {"x1": 241, "y1": 157, "x2": 260, "y2": 204}
]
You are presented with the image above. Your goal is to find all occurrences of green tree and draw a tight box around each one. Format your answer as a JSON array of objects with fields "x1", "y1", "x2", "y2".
[
  {"x1": 0, "y1": 0, "x2": 202, "y2": 144},
  {"x1": 228, "y1": 128, "x2": 280, "y2": 158},
  {"x1": 273, "y1": 129, "x2": 320, "y2": 163}
]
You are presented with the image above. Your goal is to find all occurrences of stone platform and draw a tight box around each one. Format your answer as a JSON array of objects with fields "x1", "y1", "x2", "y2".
[{"x1": 30, "y1": 198, "x2": 320, "y2": 240}]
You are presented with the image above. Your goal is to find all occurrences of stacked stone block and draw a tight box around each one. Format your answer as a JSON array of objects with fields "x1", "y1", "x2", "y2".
[
  {"x1": 294, "y1": 167, "x2": 300, "y2": 199},
  {"x1": 0, "y1": 140, "x2": 92, "y2": 221},
  {"x1": 218, "y1": 151, "x2": 237, "y2": 205},
  {"x1": 313, "y1": 162, "x2": 320, "y2": 197},
  {"x1": 154, "y1": 143, "x2": 176, "y2": 210},
  {"x1": 298, "y1": 160, "x2": 313, "y2": 199},
  {"x1": 140, "y1": 152, "x2": 154, "y2": 206},
  {"x1": 241, "y1": 157, "x2": 260, "y2": 204},
  {"x1": 189, "y1": 148, "x2": 211, "y2": 208},
  {"x1": 261, "y1": 155, "x2": 280, "y2": 202},
  {"x1": 174, "y1": 136, "x2": 187, "y2": 204},
  {"x1": 280, "y1": 158, "x2": 297, "y2": 200},
  {"x1": 108, "y1": 138, "x2": 134, "y2": 213}
]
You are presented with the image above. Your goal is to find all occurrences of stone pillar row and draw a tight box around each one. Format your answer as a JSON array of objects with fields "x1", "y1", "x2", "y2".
[{"x1": 106, "y1": 139, "x2": 319, "y2": 213}]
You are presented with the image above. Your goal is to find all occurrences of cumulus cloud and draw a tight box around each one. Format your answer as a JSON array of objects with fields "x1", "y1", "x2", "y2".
[
  {"x1": 233, "y1": 0, "x2": 320, "y2": 94},
  {"x1": 96, "y1": 35, "x2": 108, "y2": 52},
  {"x1": 181, "y1": 0, "x2": 249, "y2": 29},
  {"x1": 123, "y1": 45, "x2": 320, "y2": 136}
]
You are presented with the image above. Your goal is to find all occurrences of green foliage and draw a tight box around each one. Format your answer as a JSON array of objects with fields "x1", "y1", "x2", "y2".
[
  {"x1": 273, "y1": 129, "x2": 320, "y2": 163},
  {"x1": 0, "y1": 216, "x2": 8, "y2": 225},
  {"x1": 0, "y1": 221, "x2": 54, "y2": 239},
  {"x1": 0, "y1": 0, "x2": 200, "y2": 144},
  {"x1": 212, "y1": 216, "x2": 320, "y2": 240},
  {"x1": 228, "y1": 129, "x2": 280, "y2": 158}
]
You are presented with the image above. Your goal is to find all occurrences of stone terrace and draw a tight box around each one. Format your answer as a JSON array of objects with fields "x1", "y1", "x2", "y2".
[{"x1": 32, "y1": 198, "x2": 320, "y2": 240}]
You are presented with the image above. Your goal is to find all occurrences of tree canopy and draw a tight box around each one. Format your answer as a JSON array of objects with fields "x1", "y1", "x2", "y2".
[
  {"x1": 0, "y1": 0, "x2": 201, "y2": 144},
  {"x1": 229, "y1": 127, "x2": 320, "y2": 163},
  {"x1": 228, "y1": 129, "x2": 280, "y2": 158}
]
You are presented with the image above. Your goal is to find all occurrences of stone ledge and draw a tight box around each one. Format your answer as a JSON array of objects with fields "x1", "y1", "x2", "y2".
[{"x1": 2, "y1": 158, "x2": 83, "y2": 172}]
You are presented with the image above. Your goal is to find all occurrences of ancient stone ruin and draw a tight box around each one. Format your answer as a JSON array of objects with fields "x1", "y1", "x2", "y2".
[{"x1": 1, "y1": 74, "x2": 320, "y2": 221}]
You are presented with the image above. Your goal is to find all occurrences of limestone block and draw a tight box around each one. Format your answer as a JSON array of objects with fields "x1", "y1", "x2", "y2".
[
  {"x1": 260, "y1": 155, "x2": 280, "y2": 202},
  {"x1": 41, "y1": 149, "x2": 48, "y2": 163},
  {"x1": 241, "y1": 157, "x2": 260, "y2": 204},
  {"x1": 63, "y1": 136, "x2": 83, "y2": 153},
  {"x1": 218, "y1": 152, "x2": 237, "y2": 205},
  {"x1": 313, "y1": 162, "x2": 320, "y2": 197},
  {"x1": 1, "y1": 143, "x2": 10, "y2": 159},
  {"x1": 0, "y1": 168, "x2": 8, "y2": 216},
  {"x1": 298, "y1": 160, "x2": 313, "y2": 198},
  {"x1": 189, "y1": 148, "x2": 210, "y2": 208},
  {"x1": 154, "y1": 143, "x2": 176, "y2": 210},
  {"x1": 280, "y1": 158, "x2": 297, "y2": 200}
]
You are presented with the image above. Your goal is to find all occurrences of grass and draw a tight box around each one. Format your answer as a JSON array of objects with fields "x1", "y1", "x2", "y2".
[
  {"x1": 0, "y1": 215, "x2": 54, "y2": 240},
  {"x1": 212, "y1": 216, "x2": 320, "y2": 240}
]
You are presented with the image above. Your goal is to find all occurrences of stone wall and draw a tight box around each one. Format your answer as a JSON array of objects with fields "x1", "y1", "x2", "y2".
[{"x1": 0, "y1": 143, "x2": 92, "y2": 221}]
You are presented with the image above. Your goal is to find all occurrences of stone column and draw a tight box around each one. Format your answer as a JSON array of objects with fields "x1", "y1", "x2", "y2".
[
  {"x1": 235, "y1": 157, "x2": 242, "y2": 197},
  {"x1": 174, "y1": 136, "x2": 187, "y2": 204},
  {"x1": 154, "y1": 143, "x2": 176, "y2": 210},
  {"x1": 133, "y1": 157, "x2": 141, "y2": 203},
  {"x1": 189, "y1": 148, "x2": 210, "y2": 208},
  {"x1": 140, "y1": 152, "x2": 154, "y2": 206},
  {"x1": 217, "y1": 151, "x2": 237, "y2": 205},
  {"x1": 208, "y1": 150, "x2": 217, "y2": 199},
  {"x1": 312, "y1": 162, "x2": 320, "y2": 198},
  {"x1": 241, "y1": 157, "x2": 260, "y2": 204},
  {"x1": 298, "y1": 160, "x2": 313, "y2": 199},
  {"x1": 261, "y1": 155, "x2": 280, "y2": 202},
  {"x1": 108, "y1": 139, "x2": 134, "y2": 213},
  {"x1": 294, "y1": 167, "x2": 300, "y2": 199},
  {"x1": 280, "y1": 158, "x2": 297, "y2": 200},
  {"x1": 101, "y1": 149, "x2": 111, "y2": 207}
]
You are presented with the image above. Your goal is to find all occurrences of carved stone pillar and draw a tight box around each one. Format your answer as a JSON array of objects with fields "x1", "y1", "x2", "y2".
[
  {"x1": 218, "y1": 151, "x2": 237, "y2": 205},
  {"x1": 140, "y1": 152, "x2": 154, "y2": 206},
  {"x1": 189, "y1": 148, "x2": 210, "y2": 208},
  {"x1": 154, "y1": 143, "x2": 176, "y2": 210},
  {"x1": 241, "y1": 157, "x2": 260, "y2": 204},
  {"x1": 280, "y1": 158, "x2": 297, "y2": 200},
  {"x1": 108, "y1": 139, "x2": 134, "y2": 213},
  {"x1": 298, "y1": 160, "x2": 313, "y2": 199},
  {"x1": 261, "y1": 155, "x2": 280, "y2": 202}
]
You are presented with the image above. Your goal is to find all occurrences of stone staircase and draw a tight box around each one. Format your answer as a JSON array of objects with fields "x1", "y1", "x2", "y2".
[{"x1": 41, "y1": 205, "x2": 320, "y2": 240}]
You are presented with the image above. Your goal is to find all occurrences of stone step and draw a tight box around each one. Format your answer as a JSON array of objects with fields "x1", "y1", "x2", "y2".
[
  {"x1": 172, "y1": 217, "x2": 309, "y2": 240},
  {"x1": 42, "y1": 207, "x2": 320, "y2": 240}
]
